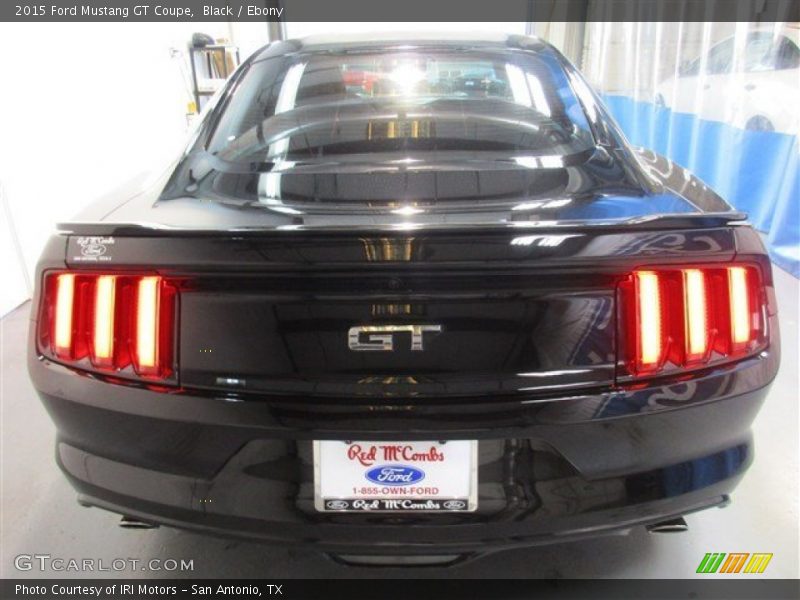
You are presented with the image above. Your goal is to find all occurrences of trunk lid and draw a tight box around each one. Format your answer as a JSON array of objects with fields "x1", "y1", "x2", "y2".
[{"x1": 63, "y1": 224, "x2": 739, "y2": 399}]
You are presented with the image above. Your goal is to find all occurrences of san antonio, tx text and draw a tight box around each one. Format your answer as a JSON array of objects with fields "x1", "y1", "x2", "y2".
[{"x1": 16, "y1": 584, "x2": 281, "y2": 596}]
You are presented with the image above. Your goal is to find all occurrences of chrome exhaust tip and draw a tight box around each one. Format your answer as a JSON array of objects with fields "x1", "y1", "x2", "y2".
[
  {"x1": 646, "y1": 516, "x2": 688, "y2": 533},
  {"x1": 118, "y1": 516, "x2": 159, "y2": 529}
]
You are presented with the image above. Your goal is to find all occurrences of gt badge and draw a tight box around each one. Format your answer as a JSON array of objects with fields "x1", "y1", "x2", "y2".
[{"x1": 348, "y1": 325, "x2": 442, "y2": 352}]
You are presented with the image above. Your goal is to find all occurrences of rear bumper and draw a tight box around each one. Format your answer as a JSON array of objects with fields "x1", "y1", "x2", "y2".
[
  {"x1": 66, "y1": 458, "x2": 734, "y2": 554},
  {"x1": 30, "y1": 337, "x2": 777, "y2": 554}
]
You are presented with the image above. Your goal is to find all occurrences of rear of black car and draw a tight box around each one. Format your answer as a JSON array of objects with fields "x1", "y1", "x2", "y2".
[{"x1": 27, "y1": 34, "x2": 779, "y2": 560}]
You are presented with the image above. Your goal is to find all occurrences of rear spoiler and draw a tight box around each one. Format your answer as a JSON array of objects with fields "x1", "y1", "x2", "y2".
[{"x1": 57, "y1": 213, "x2": 748, "y2": 238}]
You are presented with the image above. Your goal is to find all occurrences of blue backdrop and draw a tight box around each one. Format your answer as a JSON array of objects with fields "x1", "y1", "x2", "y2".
[{"x1": 603, "y1": 95, "x2": 799, "y2": 277}]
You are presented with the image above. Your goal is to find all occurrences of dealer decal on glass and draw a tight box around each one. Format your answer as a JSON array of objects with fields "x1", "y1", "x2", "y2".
[{"x1": 314, "y1": 440, "x2": 478, "y2": 512}]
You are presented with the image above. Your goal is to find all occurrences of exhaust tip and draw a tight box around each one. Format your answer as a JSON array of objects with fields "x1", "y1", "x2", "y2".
[
  {"x1": 646, "y1": 516, "x2": 688, "y2": 534},
  {"x1": 119, "y1": 516, "x2": 159, "y2": 530}
]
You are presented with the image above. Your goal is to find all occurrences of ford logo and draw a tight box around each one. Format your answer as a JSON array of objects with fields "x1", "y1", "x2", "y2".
[
  {"x1": 325, "y1": 500, "x2": 349, "y2": 510},
  {"x1": 81, "y1": 243, "x2": 106, "y2": 257},
  {"x1": 365, "y1": 465, "x2": 425, "y2": 486},
  {"x1": 443, "y1": 500, "x2": 466, "y2": 510}
]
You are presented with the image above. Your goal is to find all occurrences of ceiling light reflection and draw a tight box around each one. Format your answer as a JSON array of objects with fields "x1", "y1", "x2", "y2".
[
  {"x1": 389, "y1": 64, "x2": 426, "y2": 94},
  {"x1": 511, "y1": 198, "x2": 572, "y2": 211},
  {"x1": 391, "y1": 206, "x2": 424, "y2": 216},
  {"x1": 510, "y1": 234, "x2": 581, "y2": 247}
]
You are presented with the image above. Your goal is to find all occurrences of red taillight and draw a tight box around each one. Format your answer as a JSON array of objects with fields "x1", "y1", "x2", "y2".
[
  {"x1": 53, "y1": 273, "x2": 75, "y2": 359},
  {"x1": 728, "y1": 266, "x2": 753, "y2": 350},
  {"x1": 683, "y1": 269, "x2": 708, "y2": 362},
  {"x1": 39, "y1": 272, "x2": 176, "y2": 381},
  {"x1": 135, "y1": 276, "x2": 163, "y2": 376},
  {"x1": 620, "y1": 265, "x2": 766, "y2": 378},
  {"x1": 92, "y1": 275, "x2": 116, "y2": 367},
  {"x1": 634, "y1": 271, "x2": 664, "y2": 371}
]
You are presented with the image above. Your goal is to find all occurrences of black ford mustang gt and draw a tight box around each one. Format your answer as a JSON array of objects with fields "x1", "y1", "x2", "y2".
[{"x1": 28, "y1": 33, "x2": 779, "y2": 564}]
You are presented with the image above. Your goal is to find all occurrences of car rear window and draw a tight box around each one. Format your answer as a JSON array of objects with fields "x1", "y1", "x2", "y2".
[{"x1": 206, "y1": 47, "x2": 595, "y2": 164}]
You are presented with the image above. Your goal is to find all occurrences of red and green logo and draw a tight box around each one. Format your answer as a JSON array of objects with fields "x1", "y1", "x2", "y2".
[{"x1": 696, "y1": 553, "x2": 773, "y2": 574}]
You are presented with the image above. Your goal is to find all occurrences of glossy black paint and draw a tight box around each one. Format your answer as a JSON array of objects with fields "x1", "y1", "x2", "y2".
[
  {"x1": 28, "y1": 34, "x2": 779, "y2": 555},
  {"x1": 28, "y1": 224, "x2": 779, "y2": 552},
  {"x1": 30, "y1": 347, "x2": 771, "y2": 552},
  {"x1": 68, "y1": 35, "x2": 739, "y2": 230}
]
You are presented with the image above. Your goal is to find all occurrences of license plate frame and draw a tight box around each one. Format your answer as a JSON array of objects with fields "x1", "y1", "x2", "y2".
[{"x1": 313, "y1": 440, "x2": 478, "y2": 513}]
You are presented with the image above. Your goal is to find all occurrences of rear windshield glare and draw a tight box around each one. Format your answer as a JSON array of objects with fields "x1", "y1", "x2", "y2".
[{"x1": 207, "y1": 48, "x2": 595, "y2": 164}]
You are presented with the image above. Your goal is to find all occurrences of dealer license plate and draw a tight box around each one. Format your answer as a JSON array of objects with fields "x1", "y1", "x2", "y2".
[{"x1": 314, "y1": 440, "x2": 477, "y2": 512}]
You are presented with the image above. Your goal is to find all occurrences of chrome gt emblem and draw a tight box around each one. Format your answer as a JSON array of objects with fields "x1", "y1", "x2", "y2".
[{"x1": 348, "y1": 325, "x2": 442, "y2": 352}]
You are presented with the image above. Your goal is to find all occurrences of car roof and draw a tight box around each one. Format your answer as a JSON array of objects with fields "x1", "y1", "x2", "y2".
[
  {"x1": 725, "y1": 24, "x2": 800, "y2": 43},
  {"x1": 251, "y1": 31, "x2": 550, "y2": 61},
  {"x1": 298, "y1": 30, "x2": 518, "y2": 47}
]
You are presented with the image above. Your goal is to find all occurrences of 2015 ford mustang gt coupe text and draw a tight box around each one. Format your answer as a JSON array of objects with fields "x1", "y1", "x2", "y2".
[{"x1": 28, "y1": 33, "x2": 780, "y2": 564}]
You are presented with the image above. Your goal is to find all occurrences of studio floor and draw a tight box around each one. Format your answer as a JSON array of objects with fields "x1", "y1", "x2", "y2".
[{"x1": 1, "y1": 266, "x2": 797, "y2": 580}]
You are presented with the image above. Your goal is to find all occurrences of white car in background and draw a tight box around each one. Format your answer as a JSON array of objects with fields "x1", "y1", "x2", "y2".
[{"x1": 655, "y1": 26, "x2": 800, "y2": 134}]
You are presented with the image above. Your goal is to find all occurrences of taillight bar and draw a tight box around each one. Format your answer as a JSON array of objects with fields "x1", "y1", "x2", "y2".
[
  {"x1": 135, "y1": 276, "x2": 163, "y2": 377},
  {"x1": 93, "y1": 275, "x2": 116, "y2": 366},
  {"x1": 619, "y1": 264, "x2": 767, "y2": 378},
  {"x1": 634, "y1": 271, "x2": 663, "y2": 369},
  {"x1": 38, "y1": 271, "x2": 177, "y2": 381},
  {"x1": 728, "y1": 266, "x2": 752, "y2": 349},
  {"x1": 683, "y1": 268, "x2": 708, "y2": 362},
  {"x1": 53, "y1": 273, "x2": 75, "y2": 358}
]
